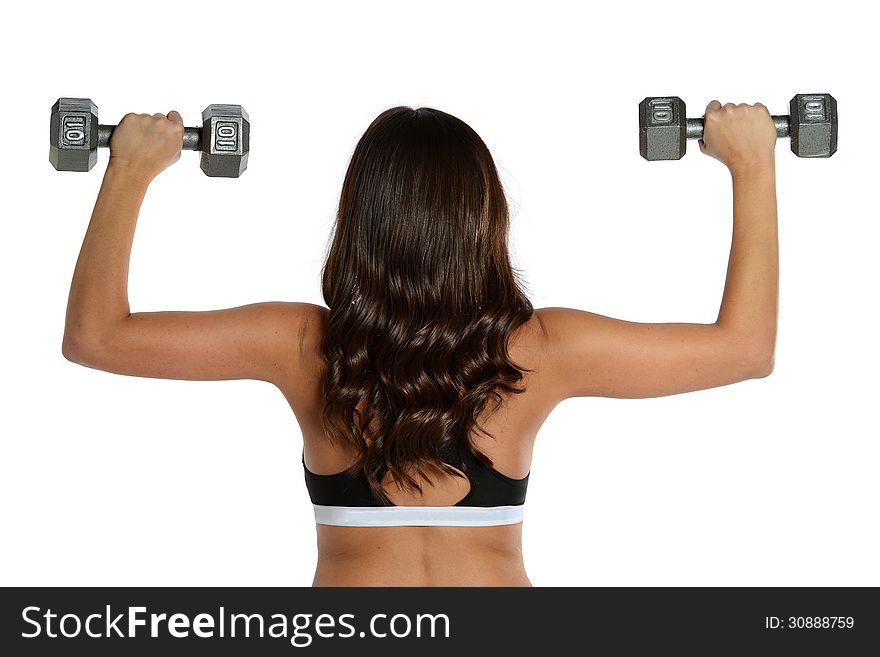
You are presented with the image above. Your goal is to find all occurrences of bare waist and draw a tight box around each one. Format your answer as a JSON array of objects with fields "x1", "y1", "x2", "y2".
[{"x1": 312, "y1": 523, "x2": 530, "y2": 586}]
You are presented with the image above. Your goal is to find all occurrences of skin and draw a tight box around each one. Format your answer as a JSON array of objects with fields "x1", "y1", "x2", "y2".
[{"x1": 62, "y1": 101, "x2": 778, "y2": 586}]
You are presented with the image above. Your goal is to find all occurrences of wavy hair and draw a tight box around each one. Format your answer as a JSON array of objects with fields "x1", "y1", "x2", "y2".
[{"x1": 320, "y1": 106, "x2": 533, "y2": 504}]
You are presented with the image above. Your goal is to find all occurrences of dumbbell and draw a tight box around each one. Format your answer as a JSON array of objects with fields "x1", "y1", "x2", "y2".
[
  {"x1": 49, "y1": 98, "x2": 250, "y2": 177},
  {"x1": 638, "y1": 93, "x2": 837, "y2": 161}
]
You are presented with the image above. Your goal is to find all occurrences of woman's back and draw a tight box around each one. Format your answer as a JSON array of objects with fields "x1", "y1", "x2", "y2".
[{"x1": 293, "y1": 308, "x2": 554, "y2": 586}]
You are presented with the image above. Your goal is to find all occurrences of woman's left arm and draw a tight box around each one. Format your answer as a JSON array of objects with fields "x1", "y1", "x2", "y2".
[{"x1": 61, "y1": 110, "x2": 322, "y2": 390}]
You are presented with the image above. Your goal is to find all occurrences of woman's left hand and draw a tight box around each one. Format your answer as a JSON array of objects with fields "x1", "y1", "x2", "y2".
[{"x1": 108, "y1": 110, "x2": 185, "y2": 183}]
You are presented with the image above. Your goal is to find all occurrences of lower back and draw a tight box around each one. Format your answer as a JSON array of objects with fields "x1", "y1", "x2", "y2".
[{"x1": 312, "y1": 523, "x2": 531, "y2": 586}]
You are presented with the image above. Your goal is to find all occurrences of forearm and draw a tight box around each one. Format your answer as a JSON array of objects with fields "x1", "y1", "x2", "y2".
[
  {"x1": 63, "y1": 162, "x2": 149, "y2": 345},
  {"x1": 714, "y1": 163, "x2": 779, "y2": 363}
]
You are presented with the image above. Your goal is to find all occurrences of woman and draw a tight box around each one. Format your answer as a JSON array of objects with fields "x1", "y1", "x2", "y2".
[{"x1": 62, "y1": 100, "x2": 778, "y2": 586}]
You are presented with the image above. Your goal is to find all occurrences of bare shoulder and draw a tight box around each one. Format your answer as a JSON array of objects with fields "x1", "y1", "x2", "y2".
[
  {"x1": 272, "y1": 302, "x2": 328, "y2": 406},
  {"x1": 504, "y1": 309, "x2": 553, "y2": 398},
  {"x1": 509, "y1": 308, "x2": 550, "y2": 358},
  {"x1": 247, "y1": 301, "x2": 328, "y2": 374},
  {"x1": 294, "y1": 302, "x2": 330, "y2": 355}
]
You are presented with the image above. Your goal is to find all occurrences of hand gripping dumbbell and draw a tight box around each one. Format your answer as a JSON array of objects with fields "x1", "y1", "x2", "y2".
[
  {"x1": 639, "y1": 93, "x2": 838, "y2": 161},
  {"x1": 49, "y1": 98, "x2": 250, "y2": 177}
]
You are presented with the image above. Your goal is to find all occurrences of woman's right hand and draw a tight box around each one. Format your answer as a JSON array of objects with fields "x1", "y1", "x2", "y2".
[{"x1": 699, "y1": 100, "x2": 778, "y2": 175}]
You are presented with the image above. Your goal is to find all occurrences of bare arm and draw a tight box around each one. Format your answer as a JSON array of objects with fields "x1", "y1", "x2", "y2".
[
  {"x1": 61, "y1": 110, "x2": 320, "y2": 396},
  {"x1": 717, "y1": 164, "x2": 778, "y2": 358},
  {"x1": 540, "y1": 100, "x2": 778, "y2": 401}
]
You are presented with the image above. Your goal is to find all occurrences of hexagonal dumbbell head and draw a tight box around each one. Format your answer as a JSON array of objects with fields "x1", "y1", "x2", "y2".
[
  {"x1": 639, "y1": 96, "x2": 687, "y2": 161},
  {"x1": 789, "y1": 94, "x2": 838, "y2": 158},
  {"x1": 200, "y1": 104, "x2": 250, "y2": 177},
  {"x1": 49, "y1": 98, "x2": 100, "y2": 171}
]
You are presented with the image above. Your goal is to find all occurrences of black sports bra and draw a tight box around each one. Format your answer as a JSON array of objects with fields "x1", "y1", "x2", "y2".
[{"x1": 302, "y1": 439, "x2": 529, "y2": 527}]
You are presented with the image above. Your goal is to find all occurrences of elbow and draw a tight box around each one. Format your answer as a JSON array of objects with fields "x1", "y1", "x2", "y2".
[
  {"x1": 747, "y1": 349, "x2": 775, "y2": 379},
  {"x1": 716, "y1": 322, "x2": 777, "y2": 380},
  {"x1": 63, "y1": 318, "x2": 128, "y2": 367},
  {"x1": 62, "y1": 330, "x2": 99, "y2": 365},
  {"x1": 61, "y1": 331, "x2": 85, "y2": 364}
]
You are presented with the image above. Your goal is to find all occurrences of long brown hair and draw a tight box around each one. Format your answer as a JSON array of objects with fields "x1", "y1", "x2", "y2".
[{"x1": 320, "y1": 106, "x2": 533, "y2": 504}]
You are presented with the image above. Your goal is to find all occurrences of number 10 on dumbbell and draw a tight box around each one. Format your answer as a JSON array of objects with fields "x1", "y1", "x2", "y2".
[
  {"x1": 639, "y1": 93, "x2": 837, "y2": 160},
  {"x1": 49, "y1": 98, "x2": 250, "y2": 177}
]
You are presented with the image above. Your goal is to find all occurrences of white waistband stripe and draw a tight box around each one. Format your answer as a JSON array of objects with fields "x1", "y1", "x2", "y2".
[{"x1": 312, "y1": 504, "x2": 525, "y2": 527}]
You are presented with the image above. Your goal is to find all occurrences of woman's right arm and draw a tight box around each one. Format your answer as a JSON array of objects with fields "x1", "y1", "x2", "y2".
[{"x1": 538, "y1": 100, "x2": 779, "y2": 400}]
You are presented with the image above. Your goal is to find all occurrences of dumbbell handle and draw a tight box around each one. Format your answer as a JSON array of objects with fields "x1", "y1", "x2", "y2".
[
  {"x1": 685, "y1": 115, "x2": 790, "y2": 140},
  {"x1": 97, "y1": 124, "x2": 203, "y2": 150}
]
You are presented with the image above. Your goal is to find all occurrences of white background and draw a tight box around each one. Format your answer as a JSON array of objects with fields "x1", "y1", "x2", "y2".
[{"x1": 1, "y1": 0, "x2": 876, "y2": 586}]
